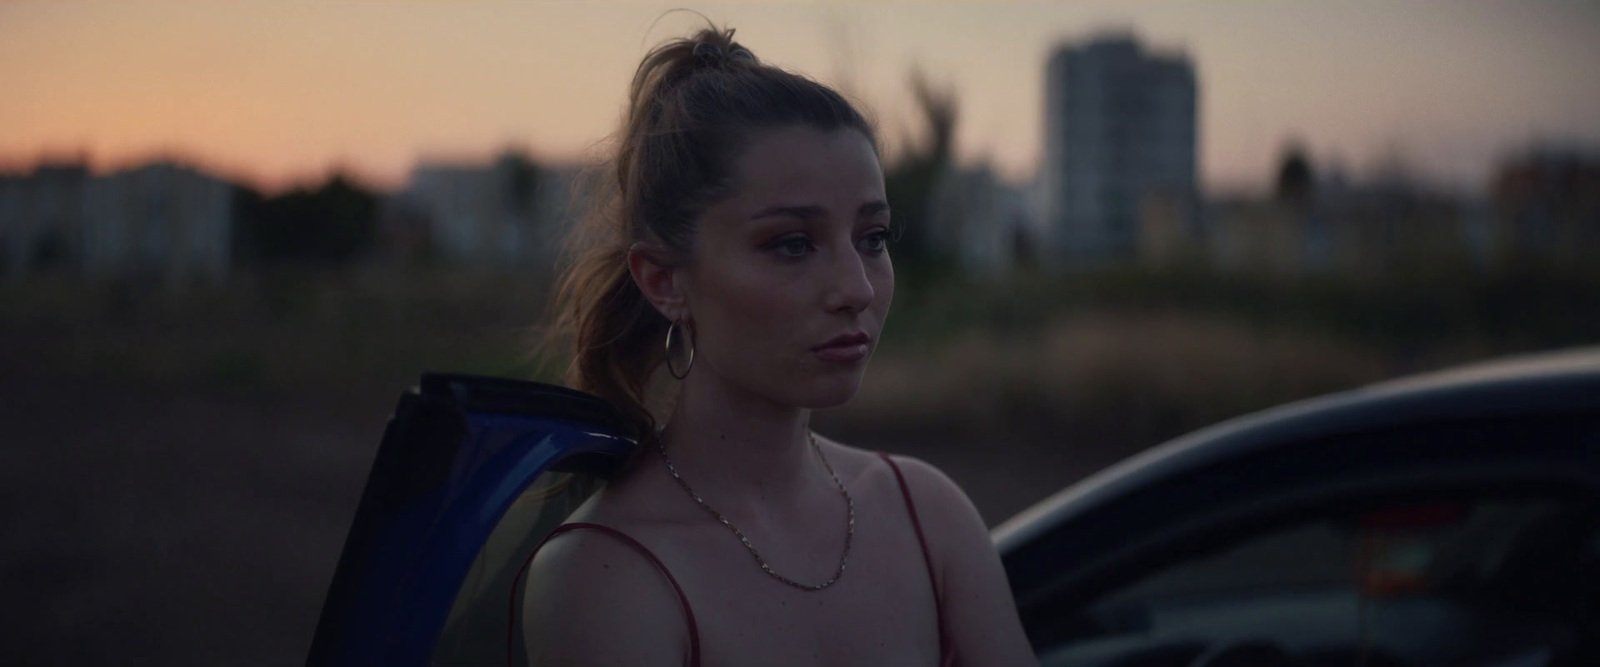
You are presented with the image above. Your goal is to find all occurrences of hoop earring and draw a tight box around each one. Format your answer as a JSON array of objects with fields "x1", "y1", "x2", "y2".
[{"x1": 665, "y1": 319, "x2": 695, "y2": 380}]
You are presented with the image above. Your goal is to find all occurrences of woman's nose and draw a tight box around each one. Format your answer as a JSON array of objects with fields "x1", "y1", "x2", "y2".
[{"x1": 825, "y1": 244, "x2": 875, "y2": 313}]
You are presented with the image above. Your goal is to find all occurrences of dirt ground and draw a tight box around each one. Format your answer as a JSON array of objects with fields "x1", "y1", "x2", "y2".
[
  {"x1": 2, "y1": 374, "x2": 380, "y2": 666},
  {"x1": 0, "y1": 371, "x2": 1133, "y2": 667}
]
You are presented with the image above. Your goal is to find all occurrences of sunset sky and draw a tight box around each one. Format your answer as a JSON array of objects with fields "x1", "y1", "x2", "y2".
[{"x1": 3, "y1": 1, "x2": 1597, "y2": 196}]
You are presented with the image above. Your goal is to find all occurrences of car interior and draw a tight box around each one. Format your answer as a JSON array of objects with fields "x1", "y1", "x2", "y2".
[{"x1": 1029, "y1": 489, "x2": 1600, "y2": 667}]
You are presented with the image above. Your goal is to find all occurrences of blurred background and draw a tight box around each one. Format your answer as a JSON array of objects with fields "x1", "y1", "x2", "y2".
[{"x1": 2, "y1": 1, "x2": 1598, "y2": 664}]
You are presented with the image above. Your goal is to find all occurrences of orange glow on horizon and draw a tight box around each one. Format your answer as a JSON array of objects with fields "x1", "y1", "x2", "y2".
[{"x1": 3, "y1": 2, "x2": 1598, "y2": 196}]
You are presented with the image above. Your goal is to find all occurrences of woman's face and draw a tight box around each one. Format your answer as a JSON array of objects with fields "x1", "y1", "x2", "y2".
[{"x1": 679, "y1": 125, "x2": 893, "y2": 409}]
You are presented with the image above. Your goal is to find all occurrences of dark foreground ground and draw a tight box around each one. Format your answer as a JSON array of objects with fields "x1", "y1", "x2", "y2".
[
  {"x1": 13, "y1": 264, "x2": 1588, "y2": 665},
  {"x1": 0, "y1": 372, "x2": 1133, "y2": 667}
]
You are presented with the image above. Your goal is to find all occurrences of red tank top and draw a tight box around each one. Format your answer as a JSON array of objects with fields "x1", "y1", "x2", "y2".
[{"x1": 511, "y1": 451, "x2": 954, "y2": 667}]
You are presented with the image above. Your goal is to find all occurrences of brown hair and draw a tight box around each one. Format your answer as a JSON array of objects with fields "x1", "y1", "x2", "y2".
[{"x1": 543, "y1": 24, "x2": 879, "y2": 443}]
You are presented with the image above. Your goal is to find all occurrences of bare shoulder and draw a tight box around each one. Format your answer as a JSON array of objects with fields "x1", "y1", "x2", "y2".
[
  {"x1": 811, "y1": 439, "x2": 990, "y2": 558},
  {"x1": 874, "y1": 452, "x2": 995, "y2": 571},
  {"x1": 879, "y1": 453, "x2": 984, "y2": 527},
  {"x1": 520, "y1": 524, "x2": 691, "y2": 667},
  {"x1": 810, "y1": 435, "x2": 893, "y2": 484},
  {"x1": 873, "y1": 452, "x2": 1042, "y2": 666},
  {"x1": 811, "y1": 438, "x2": 972, "y2": 510}
]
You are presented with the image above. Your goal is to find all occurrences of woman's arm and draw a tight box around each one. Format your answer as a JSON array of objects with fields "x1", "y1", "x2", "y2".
[
  {"x1": 521, "y1": 529, "x2": 692, "y2": 667},
  {"x1": 892, "y1": 455, "x2": 1041, "y2": 667}
]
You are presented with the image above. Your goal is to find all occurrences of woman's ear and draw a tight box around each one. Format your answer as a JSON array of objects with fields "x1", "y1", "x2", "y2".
[{"x1": 627, "y1": 243, "x2": 687, "y2": 322}]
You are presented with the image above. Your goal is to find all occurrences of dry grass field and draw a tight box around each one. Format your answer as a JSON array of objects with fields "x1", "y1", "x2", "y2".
[{"x1": 2, "y1": 265, "x2": 1586, "y2": 665}]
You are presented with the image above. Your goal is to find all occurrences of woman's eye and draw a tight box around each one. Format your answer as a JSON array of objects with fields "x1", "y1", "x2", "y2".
[
  {"x1": 858, "y1": 231, "x2": 890, "y2": 254},
  {"x1": 773, "y1": 236, "x2": 812, "y2": 258}
]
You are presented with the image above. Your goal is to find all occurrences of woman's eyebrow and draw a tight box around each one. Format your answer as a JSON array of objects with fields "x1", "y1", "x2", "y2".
[
  {"x1": 749, "y1": 204, "x2": 825, "y2": 221},
  {"x1": 749, "y1": 201, "x2": 890, "y2": 221}
]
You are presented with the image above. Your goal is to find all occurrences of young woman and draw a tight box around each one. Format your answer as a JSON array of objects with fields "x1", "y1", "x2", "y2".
[{"x1": 523, "y1": 25, "x2": 1037, "y2": 667}]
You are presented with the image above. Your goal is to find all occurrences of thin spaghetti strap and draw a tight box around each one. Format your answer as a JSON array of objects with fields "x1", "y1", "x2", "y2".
[
  {"x1": 510, "y1": 522, "x2": 701, "y2": 667},
  {"x1": 877, "y1": 452, "x2": 954, "y2": 667}
]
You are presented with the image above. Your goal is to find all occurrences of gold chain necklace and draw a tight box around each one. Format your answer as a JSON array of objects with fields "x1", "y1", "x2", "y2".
[{"x1": 656, "y1": 431, "x2": 856, "y2": 591}]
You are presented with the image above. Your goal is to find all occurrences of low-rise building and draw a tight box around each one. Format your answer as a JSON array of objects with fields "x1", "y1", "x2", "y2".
[
  {"x1": 1489, "y1": 148, "x2": 1600, "y2": 269},
  {"x1": 0, "y1": 160, "x2": 230, "y2": 283},
  {"x1": 82, "y1": 163, "x2": 232, "y2": 282},
  {"x1": 395, "y1": 151, "x2": 576, "y2": 268},
  {"x1": 928, "y1": 165, "x2": 1037, "y2": 276},
  {"x1": 1180, "y1": 183, "x2": 1471, "y2": 278}
]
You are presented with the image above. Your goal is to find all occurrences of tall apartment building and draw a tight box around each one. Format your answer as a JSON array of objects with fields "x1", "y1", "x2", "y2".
[{"x1": 1041, "y1": 34, "x2": 1197, "y2": 263}]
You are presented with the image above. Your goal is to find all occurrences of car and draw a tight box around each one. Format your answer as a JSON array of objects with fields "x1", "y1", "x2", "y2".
[
  {"x1": 307, "y1": 348, "x2": 1600, "y2": 667},
  {"x1": 996, "y1": 347, "x2": 1600, "y2": 667}
]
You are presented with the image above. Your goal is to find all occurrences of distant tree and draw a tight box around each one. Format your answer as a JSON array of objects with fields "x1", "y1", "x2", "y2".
[
  {"x1": 883, "y1": 68, "x2": 959, "y2": 264},
  {"x1": 30, "y1": 227, "x2": 72, "y2": 270},
  {"x1": 1276, "y1": 142, "x2": 1315, "y2": 207},
  {"x1": 233, "y1": 174, "x2": 378, "y2": 265},
  {"x1": 496, "y1": 149, "x2": 541, "y2": 216}
]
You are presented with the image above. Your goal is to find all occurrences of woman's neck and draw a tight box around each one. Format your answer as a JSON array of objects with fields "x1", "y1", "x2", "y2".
[{"x1": 656, "y1": 371, "x2": 821, "y2": 514}]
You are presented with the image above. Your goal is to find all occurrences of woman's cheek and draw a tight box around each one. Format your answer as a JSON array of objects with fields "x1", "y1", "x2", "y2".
[{"x1": 709, "y1": 267, "x2": 795, "y2": 341}]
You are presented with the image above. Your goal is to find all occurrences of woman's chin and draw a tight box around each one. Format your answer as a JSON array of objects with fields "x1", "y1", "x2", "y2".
[{"x1": 791, "y1": 374, "x2": 867, "y2": 410}]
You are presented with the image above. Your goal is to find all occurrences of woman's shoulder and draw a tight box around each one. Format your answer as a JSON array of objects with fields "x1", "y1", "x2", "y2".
[
  {"x1": 521, "y1": 520, "x2": 692, "y2": 666},
  {"x1": 814, "y1": 437, "x2": 978, "y2": 526},
  {"x1": 822, "y1": 440, "x2": 992, "y2": 569}
]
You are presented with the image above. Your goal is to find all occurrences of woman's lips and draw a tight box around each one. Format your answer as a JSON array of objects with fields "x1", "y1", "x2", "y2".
[
  {"x1": 813, "y1": 333, "x2": 871, "y2": 362},
  {"x1": 814, "y1": 342, "x2": 870, "y2": 362}
]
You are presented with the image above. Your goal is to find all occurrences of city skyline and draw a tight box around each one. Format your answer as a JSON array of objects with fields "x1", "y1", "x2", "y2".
[{"x1": 3, "y1": 1, "x2": 1598, "y2": 196}]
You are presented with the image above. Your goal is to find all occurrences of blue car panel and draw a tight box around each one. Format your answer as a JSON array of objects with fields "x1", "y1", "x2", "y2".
[{"x1": 307, "y1": 375, "x2": 637, "y2": 667}]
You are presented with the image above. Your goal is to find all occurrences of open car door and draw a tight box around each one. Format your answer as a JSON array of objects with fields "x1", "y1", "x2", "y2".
[{"x1": 306, "y1": 374, "x2": 637, "y2": 667}]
